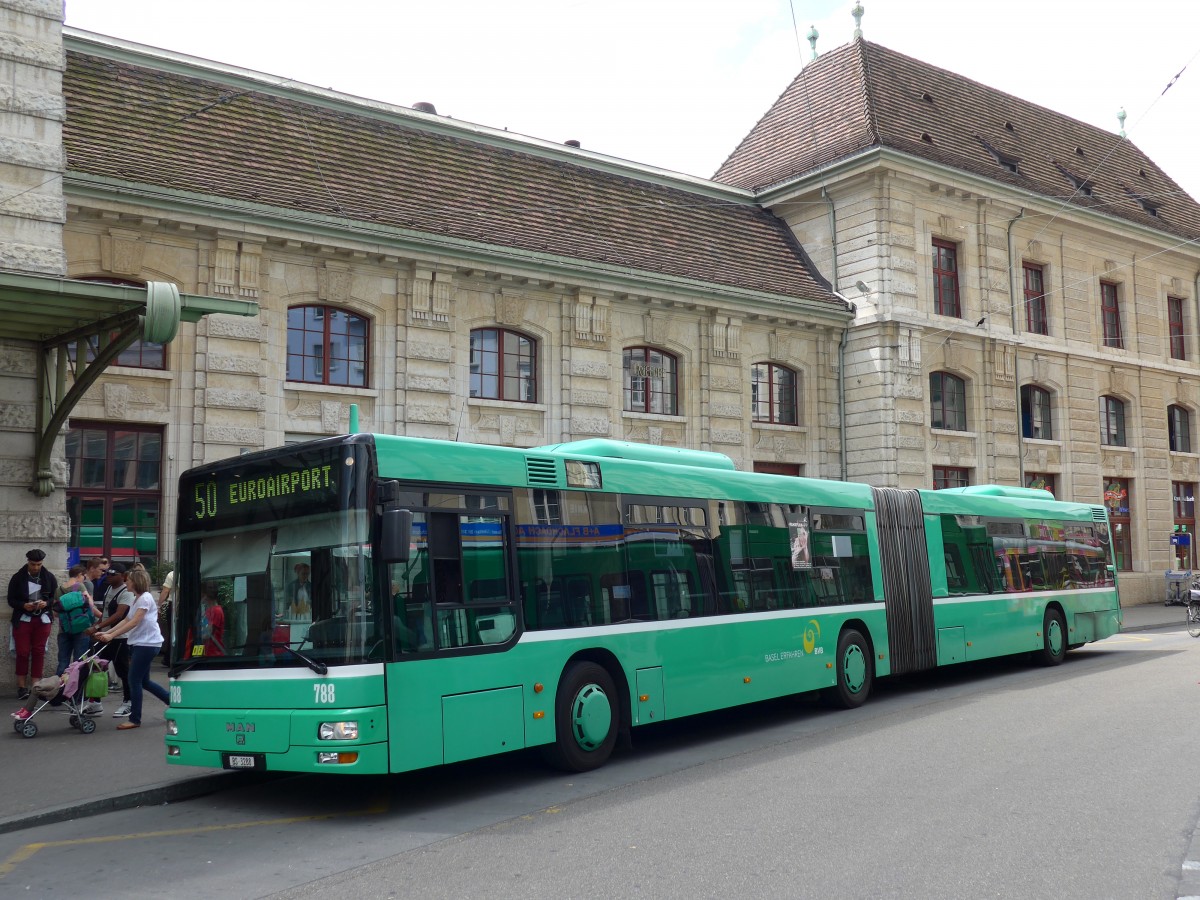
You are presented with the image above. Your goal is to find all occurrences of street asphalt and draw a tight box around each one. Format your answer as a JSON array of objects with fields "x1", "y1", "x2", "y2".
[{"x1": 0, "y1": 601, "x2": 1190, "y2": 838}]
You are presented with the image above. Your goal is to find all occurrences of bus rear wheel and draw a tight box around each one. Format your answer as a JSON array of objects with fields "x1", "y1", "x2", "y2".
[
  {"x1": 1036, "y1": 608, "x2": 1067, "y2": 666},
  {"x1": 542, "y1": 661, "x2": 618, "y2": 772},
  {"x1": 822, "y1": 628, "x2": 873, "y2": 709}
]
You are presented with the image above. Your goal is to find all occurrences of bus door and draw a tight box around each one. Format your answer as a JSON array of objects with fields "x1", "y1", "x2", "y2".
[{"x1": 385, "y1": 489, "x2": 519, "y2": 653}]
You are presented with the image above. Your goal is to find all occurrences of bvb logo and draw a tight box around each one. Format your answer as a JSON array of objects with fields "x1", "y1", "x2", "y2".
[{"x1": 802, "y1": 619, "x2": 821, "y2": 654}]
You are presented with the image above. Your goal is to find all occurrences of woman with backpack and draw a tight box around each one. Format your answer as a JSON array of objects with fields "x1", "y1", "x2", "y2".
[{"x1": 53, "y1": 564, "x2": 100, "y2": 676}]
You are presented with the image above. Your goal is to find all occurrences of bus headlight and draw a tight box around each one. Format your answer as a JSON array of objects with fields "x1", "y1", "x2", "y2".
[
  {"x1": 318, "y1": 721, "x2": 359, "y2": 741},
  {"x1": 166, "y1": 718, "x2": 178, "y2": 736}
]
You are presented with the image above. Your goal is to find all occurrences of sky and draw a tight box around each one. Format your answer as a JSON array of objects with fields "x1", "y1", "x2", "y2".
[{"x1": 63, "y1": 1, "x2": 1200, "y2": 201}]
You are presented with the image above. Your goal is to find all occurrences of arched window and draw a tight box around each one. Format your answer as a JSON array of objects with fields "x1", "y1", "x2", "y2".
[
  {"x1": 1169, "y1": 404, "x2": 1192, "y2": 453},
  {"x1": 286, "y1": 305, "x2": 370, "y2": 387},
  {"x1": 469, "y1": 328, "x2": 537, "y2": 402},
  {"x1": 751, "y1": 363, "x2": 799, "y2": 425},
  {"x1": 1100, "y1": 396, "x2": 1127, "y2": 447},
  {"x1": 1020, "y1": 385, "x2": 1053, "y2": 440},
  {"x1": 930, "y1": 372, "x2": 967, "y2": 431},
  {"x1": 623, "y1": 347, "x2": 678, "y2": 415}
]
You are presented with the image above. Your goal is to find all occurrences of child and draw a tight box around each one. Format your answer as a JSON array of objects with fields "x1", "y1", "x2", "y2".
[{"x1": 53, "y1": 564, "x2": 101, "y2": 676}]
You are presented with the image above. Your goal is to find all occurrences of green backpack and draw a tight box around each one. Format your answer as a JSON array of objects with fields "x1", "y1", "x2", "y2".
[{"x1": 56, "y1": 590, "x2": 93, "y2": 635}]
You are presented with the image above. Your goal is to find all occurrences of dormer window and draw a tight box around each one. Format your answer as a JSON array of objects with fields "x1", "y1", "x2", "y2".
[
  {"x1": 1004, "y1": 121, "x2": 1015, "y2": 131},
  {"x1": 921, "y1": 132, "x2": 934, "y2": 143},
  {"x1": 1075, "y1": 146, "x2": 1085, "y2": 156},
  {"x1": 1125, "y1": 186, "x2": 1160, "y2": 216},
  {"x1": 977, "y1": 136, "x2": 1020, "y2": 174},
  {"x1": 920, "y1": 91, "x2": 934, "y2": 103},
  {"x1": 1054, "y1": 162, "x2": 1095, "y2": 197}
]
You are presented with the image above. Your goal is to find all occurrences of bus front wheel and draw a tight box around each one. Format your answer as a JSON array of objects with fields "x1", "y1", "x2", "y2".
[
  {"x1": 822, "y1": 628, "x2": 873, "y2": 709},
  {"x1": 1036, "y1": 608, "x2": 1067, "y2": 666},
  {"x1": 542, "y1": 661, "x2": 618, "y2": 772}
]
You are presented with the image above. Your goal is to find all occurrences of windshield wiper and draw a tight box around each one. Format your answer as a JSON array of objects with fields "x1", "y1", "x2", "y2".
[
  {"x1": 270, "y1": 643, "x2": 328, "y2": 675},
  {"x1": 167, "y1": 655, "x2": 207, "y2": 678}
]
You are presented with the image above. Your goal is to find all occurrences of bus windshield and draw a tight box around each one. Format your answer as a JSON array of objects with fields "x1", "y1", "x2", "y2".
[{"x1": 173, "y1": 509, "x2": 382, "y2": 668}]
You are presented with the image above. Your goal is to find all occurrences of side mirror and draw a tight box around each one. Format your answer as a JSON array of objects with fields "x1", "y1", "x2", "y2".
[{"x1": 380, "y1": 509, "x2": 412, "y2": 563}]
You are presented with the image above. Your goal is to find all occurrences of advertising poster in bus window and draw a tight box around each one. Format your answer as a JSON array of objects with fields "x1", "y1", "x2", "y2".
[{"x1": 789, "y1": 510, "x2": 811, "y2": 569}]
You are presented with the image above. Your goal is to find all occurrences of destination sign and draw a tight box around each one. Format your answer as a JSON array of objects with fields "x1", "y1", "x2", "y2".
[{"x1": 178, "y1": 440, "x2": 367, "y2": 532}]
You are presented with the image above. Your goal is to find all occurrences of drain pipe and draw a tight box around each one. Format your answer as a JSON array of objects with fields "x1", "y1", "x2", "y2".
[
  {"x1": 1006, "y1": 208, "x2": 1026, "y2": 485},
  {"x1": 823, "y1": 187, "x2": 852, "y2": 481}
]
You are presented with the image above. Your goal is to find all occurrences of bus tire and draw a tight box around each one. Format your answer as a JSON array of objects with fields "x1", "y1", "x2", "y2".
[
  {"x1": 822, "y1": 628, "x2": 873, "y2": 709},
  {"x1": 542, "y1": 661, "x2": 618, "y2": 772},
  {"x1": 1036, "y1": 607, "x2": 1067, "y2": 666}
]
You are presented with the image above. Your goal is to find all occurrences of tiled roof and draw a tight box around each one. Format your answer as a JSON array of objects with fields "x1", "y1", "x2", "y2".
[
  {"x1": 715, "y1": 40, "x2": 1200, "y2": 243},
  {"x1": 62, "y1": 50, "x2": 836, "y2": 307}
]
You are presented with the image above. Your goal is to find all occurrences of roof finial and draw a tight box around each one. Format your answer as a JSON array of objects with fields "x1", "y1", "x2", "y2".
[
  {"x1": 852, "y1": 1, "x2": 864, "y2": 39},
  {"x1": 1117, "y1": 106, "x2": 1127, "y2": 138},
  {"x1": 806, "y1": 25, "x2": 819, "y2": 60}
]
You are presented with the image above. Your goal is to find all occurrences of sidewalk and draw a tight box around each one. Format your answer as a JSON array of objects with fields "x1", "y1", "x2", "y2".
[
  {"x1": 0, "y1": 661, "x2": 258, "y2": 836},
  {"x1": 0, "y1": 601, "x2": 1190, "y2": 834}
]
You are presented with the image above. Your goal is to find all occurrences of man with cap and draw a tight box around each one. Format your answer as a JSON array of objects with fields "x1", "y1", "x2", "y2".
[
  {"x1": 87, "y1": 563, "x2": 133, "y2": 717},
  {"x1": 7, "y1": 549, "x2": 58, "y2": 700}
]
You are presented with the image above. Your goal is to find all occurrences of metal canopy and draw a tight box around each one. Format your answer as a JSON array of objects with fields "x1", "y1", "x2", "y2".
[
  {"x1": 0, "y1": 272, "x2": 257, "y2": 344},
  {"x1": 0, "y1": 272, "x2": 259, "y2": 496}
]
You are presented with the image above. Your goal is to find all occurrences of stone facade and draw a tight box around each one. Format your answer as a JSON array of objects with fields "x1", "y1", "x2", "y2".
[
  {"x1": 63, "y1": 209, "x2": 845, "y2": 566},
  {"x1": 0, "y1": 0, "x2": 70, "y2": 688},
  {"x1": 774, "y1": 166, "x2": 1200, "y2": 603}
]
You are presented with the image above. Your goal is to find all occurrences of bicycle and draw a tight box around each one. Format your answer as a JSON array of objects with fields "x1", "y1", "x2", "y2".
[{"x1": 1188, "y1": 584, "x2": 1200, "y2": 638}]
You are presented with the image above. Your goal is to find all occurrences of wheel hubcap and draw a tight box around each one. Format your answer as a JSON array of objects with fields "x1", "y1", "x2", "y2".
[
  {"x1": 1048, "y1": 618, "x2": 1064, "y2": 656},
  {"x1": 842, "y1": 644, "x2": 867, "y2": 694},
  {"x1": 570, "y1": 682, "x2": 612, "y2": 751}
]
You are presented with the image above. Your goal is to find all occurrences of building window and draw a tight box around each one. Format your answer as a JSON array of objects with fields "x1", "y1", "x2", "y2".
[
  {"x1": 753, "y1": 461, "x2": 803, "y2": 476},
  {"x1": 1169, "y1": 296, "x2": 1186, "y2": 360},
  {"x1": 1103, "y1": 478, "x2": 1132, "y2": 571},
  {"x1": 1101, "y1": 282, "x2": 1123, "y2": 349},
  {"x1": 624, "y1": 347, "x2": 678, "y2": 415},
  {"x1": 930, "y1": 372, "x2": 968, "y2": 431},
  {"x1": 70, "y1": 277, "x2": 166, "y2": 370},
  {"x1": 1100, "y1": 395, "x2": 1127, "y2": 446},
  {"x1": 1169, "y1": 405, "x2": 1192, "y2": 453},
  {"x1": 932, "y1": 239, "x2": 961, "y2": 318},
  {"x1": 469, "y1": 328, "x2": 537, "y2": 402},
  {"x1": 64, "y1": 422, "x2": 163, "y2": 568},
  {"x1": 933, "y1": 466, "x2": 970, "y2": 489},
  {"x1": 1026, "y1": 472, "x2": 1056, "y2": 496},
  {"x1": 1023, "y1": 263, "x2": 1048, "y2": 335},
  {"x1": 1174, "y1": 481, "x2": 1196, "y2": 570},
  {"x1": 1020, "y1": 385, "x2": 1053, "y2": 440},
  {"x1": 751, "y1": 363, "x2": 799, "y2": 425},
  {"x1": 286, "y1": 305, "x2": 370, "y2": 387}
]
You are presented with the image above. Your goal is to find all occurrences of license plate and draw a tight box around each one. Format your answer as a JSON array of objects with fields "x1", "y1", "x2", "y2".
[{"x1": 223, "y1": 754, "x2": 262, "y2": 770}]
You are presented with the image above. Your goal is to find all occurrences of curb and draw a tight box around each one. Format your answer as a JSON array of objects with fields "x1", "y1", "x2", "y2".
[{"x1": 0, "y1": 771, "x2": 273, "y2": 836}]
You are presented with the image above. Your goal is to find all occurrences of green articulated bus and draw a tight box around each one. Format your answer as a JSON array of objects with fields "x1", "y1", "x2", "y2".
[{"x1": 165, "y1": 433, "x2": 1121, "y2": 774}]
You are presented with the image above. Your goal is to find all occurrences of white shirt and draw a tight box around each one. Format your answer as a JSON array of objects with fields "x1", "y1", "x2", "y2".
[{"x1": 125, "y1": 591, "x2": 164, "y2": 647}]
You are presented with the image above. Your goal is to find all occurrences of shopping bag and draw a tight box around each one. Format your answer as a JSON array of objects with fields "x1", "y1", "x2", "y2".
[{"x1": 85, "y1": 669, "x2": 109, "y2": 699}]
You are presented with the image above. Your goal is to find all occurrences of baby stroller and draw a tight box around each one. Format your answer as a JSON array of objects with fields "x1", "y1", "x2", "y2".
[{"x1": 11, "y1": 646, "x2": 109, "y2": 739}]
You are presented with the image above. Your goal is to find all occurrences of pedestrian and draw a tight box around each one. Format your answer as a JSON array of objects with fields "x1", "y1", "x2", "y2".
[
  {"x1": 158, "y1": 568, "x2": 175, "y2": 662},
  {"x1": 83, "y1": 556, "x2": 104, "y2": 598},
  {"x1": 53, "y1": 563, "x2": 100, "y2": 675},
  {"x1": 94, "y1": 566, "x2": 168, "y2": 730},
  {"x1": 87, "y1": 563, "x2": 133, "y2": 717},
  {"x1": 7, "y1": 549, "x2": 58, "y2": 700}
]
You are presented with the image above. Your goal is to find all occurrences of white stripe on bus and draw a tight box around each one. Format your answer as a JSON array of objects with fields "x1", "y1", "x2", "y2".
[{"x1": 173, "y1": 662, "x2": 383, "y2": 682}]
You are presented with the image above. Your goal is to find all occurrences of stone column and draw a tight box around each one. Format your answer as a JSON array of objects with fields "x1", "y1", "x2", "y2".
[{"x1": 0, "y1": 0, "x2": 69, "y2": 690}]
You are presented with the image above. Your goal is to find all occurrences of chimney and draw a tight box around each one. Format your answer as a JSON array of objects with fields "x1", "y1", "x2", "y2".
[
  {"x1": 413, "y1": 102, "x2": 437, "y2": 114},
  {"x1": 565, "y1": 139, "x2": 580, "y2": 148}
]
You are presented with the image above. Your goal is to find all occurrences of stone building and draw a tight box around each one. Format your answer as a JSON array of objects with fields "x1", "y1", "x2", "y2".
[
  {"x1": 54, "y1": 29, "x2": 849, "y2": 583},
  {"x1": 714, "y1": 37, "x2": 1200, "y2": 603}
]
